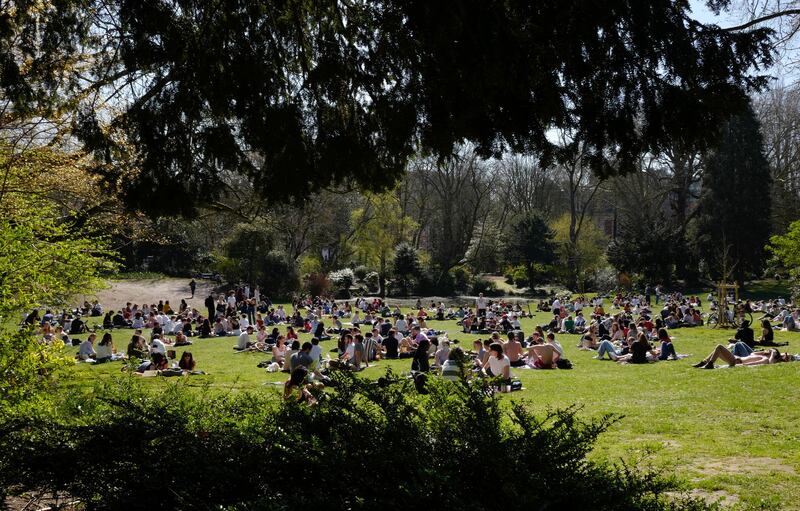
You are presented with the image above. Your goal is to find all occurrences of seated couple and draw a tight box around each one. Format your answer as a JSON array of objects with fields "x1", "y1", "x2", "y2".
[
  {"x1": 481, "y1": 333, "x2": 563, "y2": 369},
  {"x1": 595, "y1": 329, "x2": 676, "y2": 363}
]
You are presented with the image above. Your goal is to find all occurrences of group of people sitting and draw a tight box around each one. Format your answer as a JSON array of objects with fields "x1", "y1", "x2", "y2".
[{"x1": 73, "y1": 328, "x2": 201, "y2": 376}]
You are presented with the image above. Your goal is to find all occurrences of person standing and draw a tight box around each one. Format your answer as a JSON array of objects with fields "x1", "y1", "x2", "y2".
[
  {"x1": 189, "y1": 278, "x2": 197, "y2": 298},
  {"x1": 205, "y1": 294, "x2": 215, "y2": 322},
  {"x1": 476, "y1": 293, "x2": 488, "y2": 317}
]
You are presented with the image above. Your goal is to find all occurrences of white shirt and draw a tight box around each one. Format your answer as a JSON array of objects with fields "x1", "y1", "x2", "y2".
[
  {"x1": 240, "y1": 317, "x2": 250, "y2": 330},
  {"x1": 227, "y1": 295, "x2": 236, "y2": 308},
  {"x1": 476, "y1": 297, "x2": 487, "y2": 309},
  {"x1": 96, "y1": 342, "x2": 113, "y2": 359},
  {"x1": 395, "y1": 319, "x2": 407, "y2": 331},
  {"x1": 151, "y1": 339, "x2": 166, "y2": 355},
  {"x1": 488, "y1": 354, "x2": 510, "y2": 377},
  {"x1": 310, "y1": 344, "x2": 322, "y2": 364},
  {"x1": 549, "y1": 340, "x2": 564, "y2": 356},
  {"x1": 237, "y1": 332, "x2": 250, "y2": 350},
  {"x1": 552, "y1": 299, "x2": 561, "y2": 310}
]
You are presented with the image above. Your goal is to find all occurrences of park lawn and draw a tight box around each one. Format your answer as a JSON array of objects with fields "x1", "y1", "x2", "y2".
[{"x1": 58, "y1": 298, "x2": 800, "y2": 511}]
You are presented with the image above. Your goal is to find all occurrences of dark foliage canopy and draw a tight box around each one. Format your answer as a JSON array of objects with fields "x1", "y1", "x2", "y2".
[
  {"x1": 1, "y1": 1, "x2": 773, "y2": 215},
  {"x1": 694, "y1": 101, "x2": 772, "y2": 283},
  {"x1": 0, "y1": 373, "x2": 710, "y2": 510}
]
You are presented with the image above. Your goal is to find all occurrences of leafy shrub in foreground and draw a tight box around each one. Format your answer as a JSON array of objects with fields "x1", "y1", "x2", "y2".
[{"x1": 0, "y1": 373, "x2": 708, "y2": 511}]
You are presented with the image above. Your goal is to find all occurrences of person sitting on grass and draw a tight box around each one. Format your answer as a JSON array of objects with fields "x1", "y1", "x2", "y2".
[
  {"x1": 594, "y1": 337, "x2": 621, "y2": 360},
  {"x1": 482, "y1": 342, "x2": 511, "y2": 382},
  {"x1": 289, "y1": 341, "x2": 314, "y2": 372},
  {"x1": 693, "y1": 345, "x2": 794, "y2": 369},
  {"x1": 504, "y1": 331, "x2": 526, "y2": 367},
  {"x1": 441, "y1": 347, "x2": 468, "y2": 381},
  {"x1": 272, "y1": 335, "x2": 287, "y2": 367},
  {"x1": 730, "y1": 320, "x2": 756, "y2": 349},
  {"x1": 77, "y1": 333, "x2": 97, "y2": 361},
  {"x1": 235, "y1": 325, "x2": 255, "y2": 351},
  {"x1": 756, "y1": 319, "x2": 789, "y2": 347},
  {"x1": 133, "y1": 352, "x2": 169, "y2": 374},
  {"x1": 95, "y1": 332, "x2": 115, "y2": 363},
  {"x1": 527, "y1": 333, "x2": 562, "y2": 369},
  {"x1": 284, "y1": 366, "x2": 316, "y2": 404},
  {"x1": 617, "y1": 333, "x2": 657, "y2": 364},
  {"x1": 656, "y1": 328, "x2": 677, "y2": 360},
  {"x1": 179, "y1": 351, "x2": 196, "y2": 371},
  {"x1": 174, "y1": 330, "x2": 193, "y2": 347},
  {"x1": 199, "y1": 318, "x2": 212, "y2": 338},
  {"x1": 126, "y1": 334, "x2": 148, "y2": 359},
  {"x1": 150, "y1": 334, "x2": 171, "y2": 356}
]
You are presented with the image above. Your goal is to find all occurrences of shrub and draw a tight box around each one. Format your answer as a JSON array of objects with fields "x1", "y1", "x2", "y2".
[
  {"x1": 353, "y1": 265, "x2": 371, "y2": 280},
  {"x1": 329, "y1": 268, "x2": 355, "y2": 291},
  {"x1": 449, "y1": 265, "x2": 473, "y2": 294},
  {"x1": 260, "y1": 251, "x2": 301, "y2": 300},
  {"x1": 304, "y1": 273, "x2": 331, "y2": 298},
  {"x1": 0, "y1": 374, "x2": 708, "y2": 511},
  {"x1": 471, "y1": 278, "x2": 501, "y2": 296},
  {"x1": 364, "y1": 271, "x2": 380, "y2": 291}
]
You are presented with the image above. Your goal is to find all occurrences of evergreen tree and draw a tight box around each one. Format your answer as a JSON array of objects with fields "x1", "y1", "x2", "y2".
[
  {"x1": 607, "y1": 214, "x2": 677, "y2": 285},
  {"x1": 392, "y1": 243, "x2": 421, "y2": 296},
  {"x1": 1, "y1": 1, "x2": 773, "y2": 215},
  {"x1": 694, "y1": 102, "x2": 772, "y2": 285},
  {"x1": 504, "y1": 212, "x2": 556, "y2": 287}
]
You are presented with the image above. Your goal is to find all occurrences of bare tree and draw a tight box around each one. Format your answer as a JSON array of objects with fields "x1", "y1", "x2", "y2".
[
  {"x1": 754, "y1": 83, "x2": 800, "y2": 231},
  {"x1": 408, "y1": 149, "x2": 495, "y2": 285}
]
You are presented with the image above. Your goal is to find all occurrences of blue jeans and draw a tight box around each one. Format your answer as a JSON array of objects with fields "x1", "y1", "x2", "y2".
[
  {"x1": 597, "y1": 339, "x2": 618, "y2": 359},
  {"x1": 658, "y1": 341, "x2": 676, "y2": 360},
  {"x1": 731, "y1": 342, "x2": 753, "y2": 357}
]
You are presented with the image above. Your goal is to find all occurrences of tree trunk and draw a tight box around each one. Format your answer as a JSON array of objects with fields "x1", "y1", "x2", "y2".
[{"x1": 379, "y1": 254, "x2": 386, "y2": 298}]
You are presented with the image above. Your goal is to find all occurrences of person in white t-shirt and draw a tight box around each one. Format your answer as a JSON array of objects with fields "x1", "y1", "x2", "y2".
[
  {"x1": 476, "y1": 293, "x2": 488, "y2": 317},
  {"x1": 395, "y1": 315, "x2": 408, "y2": 334},
  {"x1": 150, "y1": 335, "x2": 167, "y2": 356},
  {"x1": 237, "y1": 326, "x2": 254, "y2": 350},
  {"x1": 551, "y1": 298, "x2": 562, "y2": 315},
  {"x1": 483, "y1": 342, "x2": 511, "y2": 381}
]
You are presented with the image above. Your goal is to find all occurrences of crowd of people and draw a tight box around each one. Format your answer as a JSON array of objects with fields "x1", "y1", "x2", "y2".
[{"x1": 22, "y1": 280, "x2": 800, "y2": 393}]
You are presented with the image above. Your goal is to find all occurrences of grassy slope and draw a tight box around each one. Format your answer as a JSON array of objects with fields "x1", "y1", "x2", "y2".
[{"x1": 59, "y1": 286, "x2": 800, "y2": 510}]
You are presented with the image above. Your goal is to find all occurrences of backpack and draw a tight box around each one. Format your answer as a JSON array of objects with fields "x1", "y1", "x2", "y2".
[{"x1": 556, "y1": 358, "x2": 573, "y2": 369}]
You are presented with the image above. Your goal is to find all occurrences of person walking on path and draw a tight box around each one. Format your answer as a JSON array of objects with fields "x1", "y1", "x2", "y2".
[{"x1": 190, "y1": 279, "x2": 197, "y2": 298}]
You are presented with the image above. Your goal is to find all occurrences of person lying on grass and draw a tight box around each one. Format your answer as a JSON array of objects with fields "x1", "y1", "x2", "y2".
[{"x1": 692, "y1": 345, "x2": 794, "y2": 369}]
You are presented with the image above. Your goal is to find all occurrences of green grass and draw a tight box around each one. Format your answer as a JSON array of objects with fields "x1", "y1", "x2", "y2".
[{"x1": 58, "y1": 294, "x2": 800, "y2": 510}]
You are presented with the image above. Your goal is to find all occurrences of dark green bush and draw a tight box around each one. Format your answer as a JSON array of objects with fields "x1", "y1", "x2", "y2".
[{"x1": 0, "y1": 374, "x2": 708, "y2": 511}]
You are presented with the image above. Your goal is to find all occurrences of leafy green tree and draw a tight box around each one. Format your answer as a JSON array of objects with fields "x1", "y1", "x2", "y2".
[
  {"x1": 0, "y1": 150, "x2": 115, "y2": 412},
  {"x1": 350, "y1": 192, "x2": 417, "y2": 297},
  {"x1": 767, "y1": 220, "x2": 800, "y2": 296},
  {"x1": 504, "y1": 212, "x2": 556, "y2": 287},
  {"x1": 1, "y1": 1, "x2": 773, "y2": 215},
  {"x1": 392, "y1": 242, "x2": 420, "y2": 295},
  {"x1": 551, "y1": 214, "x2": 609, "y2": 291},
  {"x1": 217, "y1": 223, "x2": 299, "y2": 298},
  {"x1": 693, "y1": 102, "x2": 772, "y2": 285},
  {"x1": 607, "y1": 215, "x2": 677, "y2": 285}
]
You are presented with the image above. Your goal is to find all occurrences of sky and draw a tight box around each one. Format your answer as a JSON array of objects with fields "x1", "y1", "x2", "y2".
[{"x1": 689, "y1": 0, "x2": 799, "y2": 85}]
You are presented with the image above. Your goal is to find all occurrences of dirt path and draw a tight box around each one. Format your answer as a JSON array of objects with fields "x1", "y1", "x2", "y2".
[{"x1": 78, "y1": 278, "x2": 218, "y2": 310}]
